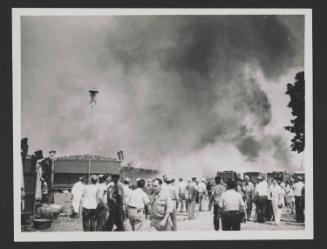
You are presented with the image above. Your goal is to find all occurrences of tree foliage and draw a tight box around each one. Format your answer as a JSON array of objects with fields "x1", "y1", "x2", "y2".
[{"x1": 285, "y1": 71, "x2": 305, "y2": 153}]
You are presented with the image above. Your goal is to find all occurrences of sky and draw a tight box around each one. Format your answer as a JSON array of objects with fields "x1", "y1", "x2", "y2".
[{"x1": 21, "y1": 15, "x2": 305, "y2": 177}]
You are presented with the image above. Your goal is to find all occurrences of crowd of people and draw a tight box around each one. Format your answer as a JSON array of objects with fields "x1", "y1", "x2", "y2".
[{"x1": 69, "y1": 173, "x2": 305, "y2": 232}]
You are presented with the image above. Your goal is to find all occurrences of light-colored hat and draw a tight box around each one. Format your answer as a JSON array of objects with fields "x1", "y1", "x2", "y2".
[
  {"x1": 257, "y1": 176, "x2": 263, "y2": 180},
  {"x1": 124, "y1": 177, "x2": 131, "y2": 183},
  {"x1": 90, "y1": 175, "x2": 98, "y2": 181}
]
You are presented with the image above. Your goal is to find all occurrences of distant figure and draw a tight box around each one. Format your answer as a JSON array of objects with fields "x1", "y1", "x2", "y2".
[
  {"x1": 197, "y1": 179, "x2": 207, "y2": 212},
  {"x1": 96, "y1": 175, "x2": 109, "y2": 231},
  {"x1": 167, "y1": 177, "x2": 179, "y2": 231},
  {"x1": 242, "y1": 175, "x2": 255, "y2": 221},
  {"x1": 71, "y1": 176, "x2": 85, "y2": 217},
  {"x1": 220, "y1": 179, "x2": 245, "y2": 231},
  {"x1": 186, "y1": 177, "x2": 197, "y2": 220},
  {"x1": 122, "y1": 177, "x2": 131, "y2": 221},
  {"x1": 81, "y1": 175, "x2": 98, "y2": 231},
  {"x1": 294, "y1": 176, "x2": 305, "y2": 222},
  {"x1": 206, "y1": 179, "x2": 214, "y2": 211},
  {"x1": 284, "y1": 180, "x2": 295, "y2": 214},
  {"x1": 212, "y1": 176, "x2": 226, "y2": 231},
  {"x1": 269, "y1": 178, "x2": 284, "y2": 225},
  {"x1": 178, "y1": 178, "x2": 187, "y2": 213},
  {"x1": 254, "y1": 175, "x2": 268, "y2": 223},
  {"x1": 106, "y1": 174, "x2": 125, "y2": 231},
  {"x1": 126, "y1": 178, "x2": 151, "y2": 231},
  {"x1": 236, "y1": 183, "x2": 246, "y2": 223},
  {"x1": 150, "y1": 178, "x2": 173, "y2": 231},
  {"x1": 266, "y1": 178, "x2": 274, "y2": 222}
]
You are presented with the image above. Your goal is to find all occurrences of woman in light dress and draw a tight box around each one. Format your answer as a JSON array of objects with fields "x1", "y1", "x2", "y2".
[
  {"x1": 284, "y1": 180, "x2": 295, "y2": 214},
  {"x1": 269, "y1": 178, "x2": 285, "y2": 225}
]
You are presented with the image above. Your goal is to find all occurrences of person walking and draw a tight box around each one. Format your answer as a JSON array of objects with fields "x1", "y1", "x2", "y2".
[
  {"x1": 106, "y1": 174, "x2": 125, "y2": 231},
  {"x1": 220, "y1": 179, "x2": 245, "y2": 231},
  {"x1": 269, "y1": 178, "x2": 284, "y2": 225},
  {"x1": 126, "y1": 178, "x2": 151, "y2": 231},
  {"x1": 81, "y1": 175, "x2": 98, "y2": 231},
  {"x1": 242, "y1": 175, "x2": 255, "y2": 221},
  {"x1": 150, "y1": 178, "x2": 173, "y2": 231},
  {"x1": 254, "y1": 175, "x2": 268, "y2": 223},
  {"x1": 212, "y1": 176, "x2": 226, "y2": 231}
]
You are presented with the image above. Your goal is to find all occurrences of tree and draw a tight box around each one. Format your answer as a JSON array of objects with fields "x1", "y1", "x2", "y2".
[{"x1": 285, "y1": 71, "x2": 305, "y2": 153}]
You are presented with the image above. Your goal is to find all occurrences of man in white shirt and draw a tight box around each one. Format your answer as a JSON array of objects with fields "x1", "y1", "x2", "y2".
[
  {"x1": 294, "y1": 176, "x2": 305, "y2": 222},
  {"x1": 254, "y1": 175, "x2": 268, "y2": 223},
  {"x1": 126, "y1": 178, "x2": 151, "y2": 231},
  {"x1": 197, "y1": 179, "x2": 207, "y2": 212},
  {"x1": 220, "y1": 179, "x2": 245, "y2": 230},
  {"x1": 81, "y1": 175, "x2": 98, "y2": 231}
]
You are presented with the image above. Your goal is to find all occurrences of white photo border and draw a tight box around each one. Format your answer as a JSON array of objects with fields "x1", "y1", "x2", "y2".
[{"x1": 12, "y1": 8, "x2": 313, "y2": 241}]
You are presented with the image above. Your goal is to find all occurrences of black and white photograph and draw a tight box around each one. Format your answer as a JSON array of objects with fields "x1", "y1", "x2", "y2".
[{"x1": 12, "y1": 8, "x2": 313, "y2": 241}]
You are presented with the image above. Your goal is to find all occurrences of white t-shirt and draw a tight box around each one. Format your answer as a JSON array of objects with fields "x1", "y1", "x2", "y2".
[
  {"x1": 293, "y1": 181, "x2": 304, "y2": 196},
  {"x1": 96, "y1": 183, "x2": 108, "y2": 205},
  {"x1": 255, "y1": 181, "x2": 268, "y2": 196},
  {"x1": 82, "y1": 184, "x2": 98, "y2": 209},
  {"x1": 197, "y1": 182, "x2": 207, "y2": 193},
  {"x1": 179, "y1": 181, "x2": 187, "y2": 194},
  {"x1": 127, "y1": 188, "x2": 150, "y2": 209},
  {"x1": 220, "y1": 189, "x2": 245, "y2": 211}
]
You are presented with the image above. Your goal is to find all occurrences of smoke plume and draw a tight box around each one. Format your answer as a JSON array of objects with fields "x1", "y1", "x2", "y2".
[{"x1": 21, "y1": 15, "x2": 305, "y2": 177}]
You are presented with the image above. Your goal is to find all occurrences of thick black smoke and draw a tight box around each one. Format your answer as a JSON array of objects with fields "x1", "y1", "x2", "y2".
[{"x1": 21, "y1": 15, "x2": 304, "y2": 175}]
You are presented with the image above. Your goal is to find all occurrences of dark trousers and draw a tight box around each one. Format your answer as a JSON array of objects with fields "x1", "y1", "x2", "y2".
[
  {"x1": 208, "y1": 194, "x2": 213, "y2": 211},
  {"x1": 96, "y1": 204, "x2": 108, "y2": 231},
  {"x1": 82, "y1": 208, "x2": 97, "y2": 231},
  {"x1": 106, "y1": 207, "x2": 125, "y2": 231},
  {"x1": 256, "y1": 196, "x2": 267, "y2": 223},
  {"x1": 295, "y1": 196, "x2": 304, "y2": 222},
  {"x1": 265, "y1": 199, "x2": 274, "y2": 221},
  {"x1": 213, "y1": 204, "x2": 221, "y2": 231},
  {"x1": 222, "y1": 211, "x2": 241, "y2": 231}
]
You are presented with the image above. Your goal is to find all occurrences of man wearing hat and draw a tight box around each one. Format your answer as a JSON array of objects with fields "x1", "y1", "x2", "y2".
[
  {"x1": 126, "y1": 178, "x2": 151, "y2": 231},
  {"x1": 106, "y1": 174, "x2": 125, "y2": 231},
  {"x1": 254, "y1": 175, "x2": 268, "y2": 223},
  {"x1": 81, "y1": 175, "x2": 98, "y2": 231},
  {"x1": 294, "y1": 176, "x2": 305, "y2": 222}
]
